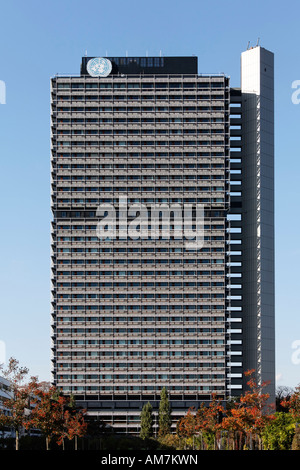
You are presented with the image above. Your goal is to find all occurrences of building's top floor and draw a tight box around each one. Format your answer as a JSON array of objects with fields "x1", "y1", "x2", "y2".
[
  {"x1": 80, "y1": 56, "x2": 198, "y2": 77},
  {"x1": 52, "y1": 55, "x2": 231, "y2": 81}
]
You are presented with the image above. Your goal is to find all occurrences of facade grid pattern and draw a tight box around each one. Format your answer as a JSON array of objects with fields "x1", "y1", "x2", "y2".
[{"x1": 50, "y1": 61, "x2": 246, "y2": 431}]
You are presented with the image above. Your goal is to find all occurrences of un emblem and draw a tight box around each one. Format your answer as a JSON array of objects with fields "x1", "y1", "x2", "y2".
[{"x1": 87, "y1": 58, "x2": 112, "y2": 78}]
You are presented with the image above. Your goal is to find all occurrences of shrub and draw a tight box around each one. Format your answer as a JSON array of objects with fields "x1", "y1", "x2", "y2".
[
  {"x1": 262, "y1": 412, "x2": 295, "y2": 450},
  {"x1": 291, "y1": 425, "x2": 300, "y2": 450}
]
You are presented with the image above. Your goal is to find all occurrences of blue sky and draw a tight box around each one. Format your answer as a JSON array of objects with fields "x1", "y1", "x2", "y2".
[{"x1": 0, "y1": 0, "x2": 299, "y2": 389}]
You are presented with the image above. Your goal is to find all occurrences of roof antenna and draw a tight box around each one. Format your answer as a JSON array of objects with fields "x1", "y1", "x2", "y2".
[
  {"x1": 247, "y1": 41, "x2": 250, "y2": 50},
  {"x1": 256, "y1": 37, "x2": 260, "y2": 46},
  {"x1": 85, "y1": 50, "x2": 87, "y2": 56}
]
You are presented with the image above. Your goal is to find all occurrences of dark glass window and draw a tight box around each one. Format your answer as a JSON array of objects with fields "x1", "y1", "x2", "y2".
[
  {"x1": 71, "y1": 83, "x2": 84, "y2": 89},
  {"x1": 155, "y1": 82, "x2": 167, "y2": 89}
]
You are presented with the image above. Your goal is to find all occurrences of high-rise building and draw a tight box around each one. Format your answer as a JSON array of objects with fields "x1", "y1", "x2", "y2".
[{"x1": 50, "y1": 47, "x2": 275, "y2": 433}]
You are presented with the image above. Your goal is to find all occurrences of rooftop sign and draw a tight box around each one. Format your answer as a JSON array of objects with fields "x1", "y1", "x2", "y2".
[{"x1": 86, "y1": 57, "x2": 112, "y2": 77}]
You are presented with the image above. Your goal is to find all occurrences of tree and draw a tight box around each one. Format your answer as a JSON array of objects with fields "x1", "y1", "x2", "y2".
[
  {"x1": 27, "y1": 386, "x2": 65, "y2": 450},
  {"x1": 280, "y1": 384, "x2": 300, "y2": 450},
  {"x1": 0, "y1": 357, "x2": 29, "y2": 387},
  {"x1": 0, "y1": 357, "x2": 36, "y2": 450},
  {"x1": 0, "y1": 385, "x2": 32, "y2": 450},
  {"x1": 194, "y1": 395, "x2": 225, "y2": 449},
  {"x1": 140, "y1": 402, "x2": 154, "y2": 440},
  {"x1": 281, "y1": 385, "x2": 300, "y2": 422},
  {"x1": 158, "y1": 387, "x2": 171, "y2": 437},
  {"x1": 195, "y1": 394, "x2": 224, "y2": 434},
  {"x1": 177, "y1": 396, "x2": 224, "y2": 443},
  {"x1": 176, "y1": 408, "x2": 196, "y2": 438},
  {"x1": 23, "y1": 382, "x2": 88, "y2": 450},
  {"x1": 58, "y1": 406, "x2": 87, "y2": 450},
  {"x1": 262, "y1": 412, "x2": 295, "y2": 450},
  {"x1": 276, "y1": 386, "x2": 294, "y2": 412},
  {"x1": 221, "y1": 369, "x2": 276, "y2": 446},
  {"x1": 27, "y1": 385, "x2": 87, "y2": 450}
]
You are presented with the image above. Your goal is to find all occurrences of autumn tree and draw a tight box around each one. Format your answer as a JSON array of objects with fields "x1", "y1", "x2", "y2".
[
  {"x1": 65, "y1": 408, "x2": 87, "y2": 450},
  {"x1": 27, "y1": 385, "x2": 87, "y2": 450},
  {"x1": 0, "y1": 357, "x2": 37, "y2": 450},
  {"x1": 176, "y1": 408, "x2": 196, "y2": 438},
  {"x1": 195, "y1": 394, "x2": 224, "y2": 434},
  {"x1": 27, "y1": 386, "x2": 63, "y2": 449},
  {"x1": 194, "y1": 395, "x2": 224, "y2": 449},
  {"x1": 55, "y1": 399, "x2": 87, "y2": 450},
  {"x1": 221, "y1": 369, "x2": 275, "y2": 447},
  {"x1": 177, "y1": 395, "x2": 224, "y2": 442},
  {"x1": 0, "y1": 357, "x2": 29, "y2": 388},
  {"x1": 0, "y1": 385, "x2": 34, "y2": 450}
]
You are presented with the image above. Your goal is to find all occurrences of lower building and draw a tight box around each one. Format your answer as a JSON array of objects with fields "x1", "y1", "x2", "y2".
[{"x1": 0, "y1": 376, "x2": 14, "y2": 438}]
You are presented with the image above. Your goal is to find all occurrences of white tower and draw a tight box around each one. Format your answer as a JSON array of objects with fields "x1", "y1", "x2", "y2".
[{"x1": 240, "y1": 46, "x2": 275, "y2": 401}]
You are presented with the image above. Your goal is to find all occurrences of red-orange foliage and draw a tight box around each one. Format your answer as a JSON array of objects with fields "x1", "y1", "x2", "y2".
[
  {"x1": 0, "y1": 369, "x2": 38, "y2": 450},
  {"x1": 195, "y1": 394, "x2": 224, "y2": 434},
  {"x1": 221, "y1": 370, "x2": 275, "y2": 435},
  {"x1": 177, "y1": 371, "x2": 276, "y2": 440},
  {"x1": 27, "y1": 385, "x2": 87, "y2": 450},
  {"x1": 62, "y1": 409, "x2": 87, "y2": 449},
  {"x1": 177, "y1": 395, "x2": 225, "y2": 438},
  {"x1": 0, "y1": 359, "x2": 86, "y2": 450},
  {"x1": 177, "y1": 408, "x2": 196, "y2": 437}
]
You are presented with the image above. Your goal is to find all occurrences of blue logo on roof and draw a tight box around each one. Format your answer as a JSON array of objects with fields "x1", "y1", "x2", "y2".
[{"x1": 87, "y1": 58, "x2": 112, "y2": 78}]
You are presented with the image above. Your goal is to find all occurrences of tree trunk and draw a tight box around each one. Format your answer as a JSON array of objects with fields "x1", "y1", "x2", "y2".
[{"x1": 15, "y1": 429, "x2": 19, "y2": 450}]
